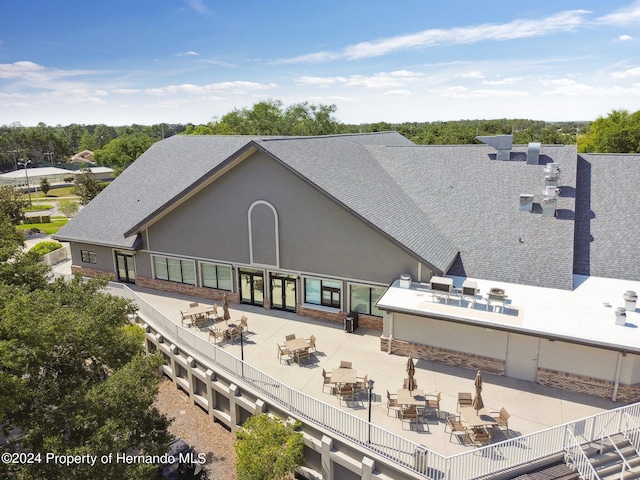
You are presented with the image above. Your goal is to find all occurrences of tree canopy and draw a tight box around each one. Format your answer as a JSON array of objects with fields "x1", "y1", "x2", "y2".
[
  {"x1": 0, "y1": 185, "x2": 29, "y2": 224},
  {"x1": 578, "y1": 109, "x2": 640, "y2": 153},
  {"x1": 72, "y1": 168, "x2": 104, "y2": 205},
  {"x1": 235, "y1": 414, "x2": 304, "y2": 480},
  {"x1": 0, "y1": 215, "x2": 172, "y2": 479}
]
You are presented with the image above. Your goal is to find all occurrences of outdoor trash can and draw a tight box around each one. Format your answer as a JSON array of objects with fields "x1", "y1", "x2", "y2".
[{"x1": 344, "y1": 311, "x2": 359, "y2": 333}]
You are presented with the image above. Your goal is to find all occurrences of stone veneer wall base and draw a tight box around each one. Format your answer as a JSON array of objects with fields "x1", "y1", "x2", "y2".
[
  {"x1": 381, "y1": 337, "x2": 505, "y2": 375},
  {"x1": 135, "y1": 276, "x2": 240, "y2": 303},
  {"x1": 538, "y1": 368, "x2": 640, "y2": 403}
]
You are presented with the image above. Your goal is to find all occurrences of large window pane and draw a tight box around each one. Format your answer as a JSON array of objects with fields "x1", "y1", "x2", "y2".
[
  {"x1": 305, "y1": 279, "x2": 321, "y2": 304},
  {"x1": 182, "y1": 261, "x2": 196, "y2": 285},
  {"x1": 201, "y1": 263, "x2": 217, "y2": 288},
  {"x1": 154, "y1": 256, "x2": 168, "y2": 280},
  {"x1": 167, "y1": 258, "x2": 182, "y2": 282},
  {"x1": 351, "y1": 285, "x2": 371, "y2": 314},
  {"x1": 371, "y1": 287, "x2": 384, "y2": 317},
  {"x1": 217, "y1": 266, "x2": 232, "y2": 291}
]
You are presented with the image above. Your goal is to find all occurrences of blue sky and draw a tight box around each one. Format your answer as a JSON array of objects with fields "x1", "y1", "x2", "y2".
[{"x1": 2, "y1": 0, "x2": 640, "y2": 126}]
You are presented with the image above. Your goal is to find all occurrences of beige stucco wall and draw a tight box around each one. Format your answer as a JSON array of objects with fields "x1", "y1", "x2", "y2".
[{"x1": 538, "y1": 339, "x2": 620, "y2": 382}]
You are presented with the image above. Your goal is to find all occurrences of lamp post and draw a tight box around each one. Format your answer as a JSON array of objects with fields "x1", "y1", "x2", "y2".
[
  {"x1": 239, "y1": 326, "x2": 244, "y2": 377},
  {"x1": 18, "y1": 160, "x2": 32, "y2": 205},
  {"x1": 367, "y1": 379, "x2": 375, "y2": 444}
]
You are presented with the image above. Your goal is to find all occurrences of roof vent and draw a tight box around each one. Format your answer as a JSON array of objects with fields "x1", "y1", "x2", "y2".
[
  {"x1": 544, "y1": 163, "x2": 560, "y2": 187},
  {"x1": 541, "y1": 186, "x2": 558, "y2": 217},
  {"x1": 476, "y1": 135, "x2": 513, "y2": 161},
  {"x1": 519, "y1": 193, "x2": 534, "y2": 212},
  {"x1": 527, "y1": 142, "x2": 541, "y2": 165}
]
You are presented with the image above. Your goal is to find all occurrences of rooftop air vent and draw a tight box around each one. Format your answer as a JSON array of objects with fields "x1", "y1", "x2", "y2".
[
  {"x1": 544, "y1": 163, "x2": 560, "y2": 187},
  {"x1": 519, "y1": 193, "x2": 534, "y2": 212},
  {"x1": 527, "y1": 142, "x2": 541, "y2": 165},
  {"x1": 541, "y1": 186, "x2": 558, "y2": 217},
  {"x1": 476, "y1": 135, "x2": 513, "y2": 161}
]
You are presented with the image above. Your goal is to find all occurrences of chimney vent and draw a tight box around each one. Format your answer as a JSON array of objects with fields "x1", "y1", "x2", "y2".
[
  {"x1": 476, "y1": 135, "x2": 513, "y2": 161},
  {"x1": 527, "y1": 142, "x2": 541, "y2": 165},
  {"x1": 519, "y1": 194, "x2": 534, "y2": 212}
]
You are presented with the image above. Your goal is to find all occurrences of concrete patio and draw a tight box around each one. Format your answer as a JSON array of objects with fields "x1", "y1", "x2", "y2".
[{"x1": 118, "y1": 283, "x2": 620, "y2": 458}]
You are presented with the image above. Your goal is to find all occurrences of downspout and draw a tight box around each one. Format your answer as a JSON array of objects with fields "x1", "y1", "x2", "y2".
[
  {"x1": 612, "y1": 351, "x2": 625, "y2": 402},
  {"x1": 387, "y1": 312, "x2": 394, "y2": 354}
]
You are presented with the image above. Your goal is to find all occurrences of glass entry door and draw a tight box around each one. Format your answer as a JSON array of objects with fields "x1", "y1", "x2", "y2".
[
  {"x1": 239, "y1": 268, "x2": 264, "y2": 306},
  {"x1": 271, "y1": 275, "x2": 297, "y2": 312},
  {"x1": 115, "y1": 252, "x2": 136, "y2": 283}
]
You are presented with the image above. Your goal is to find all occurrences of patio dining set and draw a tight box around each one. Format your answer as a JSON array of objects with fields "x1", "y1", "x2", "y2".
[
  {"x1": 321, "y1": 361, "x2": 371, "y2": 405},
  {"x1": 277, "y1": 333, "x2": 317, "y2": 365}
]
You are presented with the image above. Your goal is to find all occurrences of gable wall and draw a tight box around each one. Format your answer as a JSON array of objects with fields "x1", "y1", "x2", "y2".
[{"x1": 144, "y1": 151, "x2": 421, "y2": 283}]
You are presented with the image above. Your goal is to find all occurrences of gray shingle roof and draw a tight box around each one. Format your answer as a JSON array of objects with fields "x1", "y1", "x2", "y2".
[
  {"x1": 575, "y1": 153, "x2": 640, "y2": 281},
  {"x1": 369, "y1": 144, "x2": 578, "y2": 290}
]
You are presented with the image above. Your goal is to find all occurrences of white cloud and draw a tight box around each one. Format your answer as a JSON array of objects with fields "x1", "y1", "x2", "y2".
[
  {"x1": 541, "y1": 78, "x2": 635, "y2": 96},
  {"x1": 297, "y1": 70, "x2": 423, "y2": 89},
  {"x1": 617, "y1": 34, "x2": 633, "y2": 41},
  {"x1": 611, "y1": 66, "x2": 640, "y2": 78},
  {"x1": 184, "y1": 0, "x2": 209, "y2": 14},
  {"x1": 438, "y1": 86, "x2": 529, "y2": 98},
  {"x1": 177, "y1": 51, "x2": 200, "y2": 56},
  {"x1": 383, "y1": 90, "x2": 411, "y2": 96},
  {"x1": 278, "y1": 9, "x2": 590, "y2": 63},
  {"x1": 461, "y1": 71, "x2": 485, "y2": 79},
  {"x1": 133, "y1": 81, "x2": 277, "y2": 96},
  {"x1": 596, "y1": 0, "x2": 640, "y2": 25},
  {"x1": 483, "y1": 77, "x2": 523, "y2": 85}
]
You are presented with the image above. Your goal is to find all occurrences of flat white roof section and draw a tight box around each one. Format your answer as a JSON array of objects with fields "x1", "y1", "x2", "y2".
[{"x1": 377, "y1": 275, "x2": 640, "y2": 354}]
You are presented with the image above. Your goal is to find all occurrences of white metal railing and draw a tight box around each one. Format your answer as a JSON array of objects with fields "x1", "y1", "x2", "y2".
[
  {"x1": 565, "y1": 427, "x2": 599, "y2": 480},
  {"x1": 623, "y1": 412, "x2": 640, "y2": 456},
  {"x1": 112, "y1": 283, "x2": 640, "y2": 480},
  {"x1": 601, "y1": 431, "x2": 632, "y2": 479}
]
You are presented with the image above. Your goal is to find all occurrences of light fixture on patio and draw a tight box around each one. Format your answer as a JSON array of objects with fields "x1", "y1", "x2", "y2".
[
  {"x1": 17, "y1": 159, "x2": 32, "y2": 204},
  {"x1": 367, "y1": 378, "x2": 375, "y2": 444}
]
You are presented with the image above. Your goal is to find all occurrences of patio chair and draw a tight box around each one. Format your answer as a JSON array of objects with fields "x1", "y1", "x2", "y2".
[
  {"x1": 226, "y1": 326, "x2": 239, "y2": 343},
  {"x1": 277, "y1": 344, "x2": 292, "y2": 364},
  {"x1": 307, "y1": 334, "x2": 317, "y2": 352},
  {"x1": 403, "y1": 378, "x2": 418, "y2": 389},
  {"x1": 205, "y1": 304, "x2": 218, "y2": 320},
  {"x1": 295, "y1": 347, "x2": 310, "y2": 365},
  {"x1": 322, "y1": 369, "x2": 334, "y2": 394},
  {"x1": 338, "y1": 385, "x2": 356, "y2": 405},
  {"x1": 469, "y1": 428, "x2": 492, "y2": 448},
  {"x1": 445, "y1": 415, "x2": 468, "y2": 444},
  {"x1": 457, "y1": 392, "x2": 473, "y2": 411},
  {"x1": 208, "y1": 327, "x2": 225, "y2": 343},
  {"x1": 239, "y1": 316, "x2": 250, "y2": 333},
  {"x1": 180, "y1": 310, "x2": 192, "y2": 328},
  {"x1": 490, "y1": 407, "x2": 511, "y2": 435},
  {"x1": 400, "y1": 406, "x2": 419, "y2": 430},
  {"x1": 340, "y1": 360, "x2": 352, "y2": 369},
  {"x1": 426, "y1": 392, "x2": 441, "y2": 416},
  {"x1": 386, "y1": 390, "x2": 401, "y2": 417},
  {"x1": 355, "y1": 374, "x2": 368, "y2": 394},
  {"x1": 285, "y1": 334, "x2": 296, "y2": 341}
]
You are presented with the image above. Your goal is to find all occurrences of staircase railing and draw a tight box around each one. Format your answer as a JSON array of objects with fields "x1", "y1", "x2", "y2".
[
  {"x1": 623, "y1": 412, "x2": 640, "y2": 457},
  {"x1": 600, "y1": 431, "x2": 632, "y2": 480},
  {"x1": 565, "y1": 426, "x2": 600, "y2": 480}
]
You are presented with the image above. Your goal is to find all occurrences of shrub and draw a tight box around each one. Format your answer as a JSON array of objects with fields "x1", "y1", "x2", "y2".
[{"x1": 30, "y1": 240, "x2": 63, "y2": 256}]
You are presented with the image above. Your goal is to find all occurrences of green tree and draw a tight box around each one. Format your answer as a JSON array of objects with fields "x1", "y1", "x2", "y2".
[
  {"x1": 93, "y1": 133, "x2": 157, "y2": 173},
  {"x1": 29, "y1": 240, "x2": 62, "y2": 256},
  {"x1": 72, "y1": 169, "x2": 104, "y2": 205},
  {"x1": 578, "y1": 109, "x2": 640, "y2": 153},
  {"x1": 39, "y1": 176, "x2": 51, "y2": 195},
  {"x1": 58, "y1": 198, "x2": 80, "y2": 218},
  {"x1": 0, "y1": 185, "x2": 29, "y2": 224},
  {"x1": 235, "y1": 414, "x2": 304, "y2": 480},
  {"x1": 0, "y1": 223, "x2": 172, "y2": 479}
]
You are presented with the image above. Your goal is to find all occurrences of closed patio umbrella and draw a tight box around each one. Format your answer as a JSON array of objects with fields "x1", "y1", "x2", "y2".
[
  {"x1": 472, "y1": 370, "x2": 484, "y2": 412},
  {"x1": 405, "y1": 357, "x2": 416, "y2": 392},
  {"x1": 222, "y1": 293, "x2": 230, "y2": 322}
]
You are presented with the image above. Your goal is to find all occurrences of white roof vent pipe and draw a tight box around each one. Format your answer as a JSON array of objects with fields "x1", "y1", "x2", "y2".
[
  {"x1": 527, "y1": 142, "x2": 541, "y2": 165},
  {"x1": 544, "y1": 162, "x2": 560, "y2": 187},
  {"x1": 476, "y1": 135, "x2": 513, "y2": 161},
  {"x1": 542, "y1": 186, "x2": 558, "y2": 217}
]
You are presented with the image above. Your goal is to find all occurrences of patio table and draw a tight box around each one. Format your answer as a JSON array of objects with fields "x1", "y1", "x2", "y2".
[
  {"x1": 459, "y1": 407, "x2": 498, "y2": 429},
  {"x1": 285, "y1": 337, "x2": 310, "y2": 364},
  {"x1": 397, "y1": 389, "x2": 426, "y2": 407},
  {"x1": 184, "y1": 303, "x2": 212, "y2": 326},
  {"x1": 331, "y1": 367, "x2": 357, "y2": 386}
]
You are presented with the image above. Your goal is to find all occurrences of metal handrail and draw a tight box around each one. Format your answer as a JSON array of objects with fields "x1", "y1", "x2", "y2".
[
  {"x1": 565, "y1": 427, "x2": 599, "y2": 480},
  {"x1": 623, "y1": 412, "x2": 640, "y2": 456},
  {"x1": 601, "y1": 431, "x2": 632, "y2": 479}
]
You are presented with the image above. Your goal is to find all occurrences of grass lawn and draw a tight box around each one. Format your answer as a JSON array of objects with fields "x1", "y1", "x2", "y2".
[
  {"x1": 24, "y1": 204, "x2": 53, "y2": 212},
  {"x1": 21, "y1": 186, "x2": 78, "y2": 199},
  {"x1": 16, "y1": 218, "x2": 68, "y2": 235}
]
